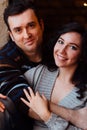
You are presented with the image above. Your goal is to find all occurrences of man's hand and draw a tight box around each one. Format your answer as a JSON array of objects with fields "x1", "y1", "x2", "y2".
[
  {"x1": 70, "y1": 107, "x2": 87, "y2": 130},
  {"x1": 49, "y1": 102, "x2": 87, "y2": 130},
  {"x1": 0, "y1": 94, "x2": 7, "y2": 112}
]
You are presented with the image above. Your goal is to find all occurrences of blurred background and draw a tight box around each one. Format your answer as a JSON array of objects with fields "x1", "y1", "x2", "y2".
[
  {"x1": 34, "y1": 0, "x2": 87, "y2": 32},
  {"x1": 9, "y1": 0, "x2": 87, "y2": 35},
  {"x1": 0, "y1": 0, "x2": 87, "y2": 47}
]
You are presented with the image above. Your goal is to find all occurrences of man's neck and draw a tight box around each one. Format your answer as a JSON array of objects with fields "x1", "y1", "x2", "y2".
[{"x1": 26, "y1": 52, "x2": 42, "y2": 63}]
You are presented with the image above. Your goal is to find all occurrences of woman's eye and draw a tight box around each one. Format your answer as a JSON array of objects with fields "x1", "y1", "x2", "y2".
[
  {"x1": 70, "y1": 45, "x2": 78, "y2": 50},
  {"x1": 57, "y1": 39, "x2": 64, "y2": 44}
]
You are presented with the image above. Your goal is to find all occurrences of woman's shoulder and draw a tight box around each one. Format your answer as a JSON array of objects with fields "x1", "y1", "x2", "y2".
[
  {"x1": 24, "y1": 64, "x2": 45, "y2": 86},
  {"x1": 24, "y1": 64, "x2": 45, "y2": 76}
]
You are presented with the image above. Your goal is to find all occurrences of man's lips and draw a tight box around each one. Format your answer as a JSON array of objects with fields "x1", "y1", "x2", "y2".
[{"x1": 24, "y1": 39, "x2": 34, "y2": 45}]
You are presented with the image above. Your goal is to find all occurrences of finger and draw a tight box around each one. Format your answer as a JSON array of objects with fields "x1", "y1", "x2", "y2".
[
  {"x1": 0, "y1": 102, "x2": 5, "y2": 109},
  {"x1": 0, "y1": 102, "x2": 5, "y2": 112},
  {"x1": 36, "y1": 91, "x2": 40, "y2": 97},
  {"x1": 21, "y1": 98, "x2": 30, "y2": 107},
  {"x1": 28, "y1": 87, "x2": 35, "y2": 97},
  {"x1": 0, "y1": 108, "x2": 4, "y2": 112},
  {"x1": 0, "y1": 94, "x2": 7, "y2": 99},
  {"x1": 41, "y1": 94, "x2": 47, "y2": 100},
  {"x1": 23, "y1": 89, "x2": 31, "y2": 101}
]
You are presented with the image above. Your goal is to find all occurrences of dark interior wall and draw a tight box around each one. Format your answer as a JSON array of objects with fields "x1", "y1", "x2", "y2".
[
  {"x1": 8, "y1": 0, "x2": 87, "y2": 35},
  {"x1": 34, "y1": 0, "x2": 87, "y2": 31}
]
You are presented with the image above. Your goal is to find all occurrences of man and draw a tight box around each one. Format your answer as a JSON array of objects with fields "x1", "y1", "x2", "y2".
[
  {"x1": 0, "y1": 94, "x2": 17, "y2": 130},
  {"x1": 0, "y1": 0, "x2": 87, "y2": 130},
  {"x1": 0, "y1": 0, "x2": 44, "y2": 129},
  {"x1": 0, "y1": 94, "x2": 6, "y2": 112}
]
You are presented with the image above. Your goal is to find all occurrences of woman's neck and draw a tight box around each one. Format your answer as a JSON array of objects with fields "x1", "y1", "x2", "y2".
[{"x1": 58, "y1": 66, "x2": 77, "y2": 83}]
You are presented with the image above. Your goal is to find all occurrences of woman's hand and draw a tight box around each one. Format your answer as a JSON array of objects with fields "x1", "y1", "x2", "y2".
[
  {"x1": 21, "y1": 87, "x2": 51, "y2": 122},
  {"x1": 0, "y1": 94, "x2": 7, "y2": 112},
  {"x1": 28, "y1": 108, "x2": 41, "y2": 120}
]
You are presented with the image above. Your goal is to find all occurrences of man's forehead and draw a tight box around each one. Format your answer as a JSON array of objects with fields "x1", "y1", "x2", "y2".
[
  {"x1": 8, "y1": 9, "x2": 36, "y2": 20},
  {"x1": 8, "y1": 9, "x2": 38, "y2": 29}
]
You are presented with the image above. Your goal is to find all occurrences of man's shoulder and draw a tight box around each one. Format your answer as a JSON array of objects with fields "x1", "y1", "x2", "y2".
[
  {"x1": 0, "y1": 41, "x2": 16, "y2": 54},
  {"x1": 0, "y1": 40, "x2": 24, "y2": 58},
  {"x1": 0, "y1": 40, "x2": 24, "y2": 66}
]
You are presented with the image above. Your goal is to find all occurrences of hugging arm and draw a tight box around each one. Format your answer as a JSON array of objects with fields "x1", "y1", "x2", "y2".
[{"x1": 49, "y1": 102, "x2": 87, "y2": 130}]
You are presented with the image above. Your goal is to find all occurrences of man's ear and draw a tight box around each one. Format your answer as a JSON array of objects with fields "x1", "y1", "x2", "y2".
[
  {"x1": 40, "y1": 19, "x2": 44, "y2": 32},
  {"x1": 8, "y1": 31, "x2": 14, "y2": 41}
]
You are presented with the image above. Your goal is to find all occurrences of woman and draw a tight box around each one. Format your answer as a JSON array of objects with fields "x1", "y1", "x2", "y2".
[{"x1": 21, "y1": 22, "x2": 87, "y2": 130}]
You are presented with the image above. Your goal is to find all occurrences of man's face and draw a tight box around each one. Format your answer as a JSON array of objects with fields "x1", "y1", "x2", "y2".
[{"x1": 8, "y1": 9, "x2": 44, "y2": 56}]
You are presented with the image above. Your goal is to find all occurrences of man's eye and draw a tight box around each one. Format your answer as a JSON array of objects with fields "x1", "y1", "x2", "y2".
[
  {"x1": 57, "y1": 39, "x2": 64, "y2": 44},
  {"x1": 30, "y1": 24, "x2": 35, "y2": 27},
  {"x1": 28, "y1": 23, "x2": 36, "y2": 28},
  {"x1": 15, "y1": 28, "x2": 21, "y2": 33}
]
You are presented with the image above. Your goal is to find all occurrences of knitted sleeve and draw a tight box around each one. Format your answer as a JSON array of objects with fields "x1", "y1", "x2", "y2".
[
  {"x1": 24, "y1": 64, "x2": 44, "y2": 89},
  {"x1": 45, "y1": 113, "x2": 68, "y2": 130}
]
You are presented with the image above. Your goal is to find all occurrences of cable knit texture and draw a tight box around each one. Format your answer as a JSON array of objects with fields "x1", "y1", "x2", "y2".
[{"x1": 24, "y1": 64, "x2": 87, "y2": 130}]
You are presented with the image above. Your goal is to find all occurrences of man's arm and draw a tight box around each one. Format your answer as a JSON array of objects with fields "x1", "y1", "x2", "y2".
[
  {"x1": 28, "y1": 100, "x2": 87, "y2": 129},
  {"x1": 49, "y1": 102, "x2": 87, "y2": 130},
  {"x1": 0, "y1": 64, "x2": 30, "y2": 114}
]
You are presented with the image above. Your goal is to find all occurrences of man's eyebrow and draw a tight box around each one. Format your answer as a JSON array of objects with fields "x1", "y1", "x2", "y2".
[
  {"x1": 27, "y1": 21, "x2": 36, "y2": 25},
  {"x1": 13, "y1": 26, "x2": 21, "y2": 31}
]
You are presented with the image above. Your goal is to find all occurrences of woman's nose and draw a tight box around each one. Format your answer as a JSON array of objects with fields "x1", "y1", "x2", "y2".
[{"x1": 59, "y1": 46, "x2": 66, "y2": 54}]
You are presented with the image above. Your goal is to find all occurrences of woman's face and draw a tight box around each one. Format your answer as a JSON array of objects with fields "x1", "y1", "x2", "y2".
[{"x1": 54, "y1": 32, "x2": 82, "y2": 69}]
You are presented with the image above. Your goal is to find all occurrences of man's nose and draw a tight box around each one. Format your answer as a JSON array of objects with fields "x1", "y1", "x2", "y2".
[{"x1": 23, "y1": 29, "x2": 30, "y2": 38}]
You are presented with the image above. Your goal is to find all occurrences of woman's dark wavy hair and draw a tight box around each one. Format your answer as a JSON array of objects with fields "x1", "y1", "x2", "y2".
[{"x1": 42, "y1": 22, "x2": 87, "y2": 99}]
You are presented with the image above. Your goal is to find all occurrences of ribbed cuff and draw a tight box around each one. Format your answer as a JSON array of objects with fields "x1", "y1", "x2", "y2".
[{"x1": 45, "y1": 113, "x2": 57, "y2": 127}]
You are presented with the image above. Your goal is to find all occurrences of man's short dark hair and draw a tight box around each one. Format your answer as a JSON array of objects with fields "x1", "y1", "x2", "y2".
[{"x1": 4, "y1": 0, "x2": 41, "y2": 30}]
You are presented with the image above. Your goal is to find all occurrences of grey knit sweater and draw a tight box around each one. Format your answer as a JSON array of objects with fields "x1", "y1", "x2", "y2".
[{"x1": 24, "y1": 64, "x2": 87, "y2": 130}]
